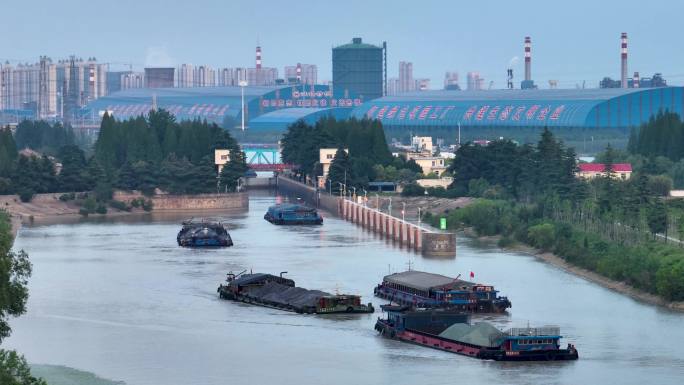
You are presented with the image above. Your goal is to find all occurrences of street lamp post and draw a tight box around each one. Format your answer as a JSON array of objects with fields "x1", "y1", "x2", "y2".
[
  {"x1": 375, "y1": 194, "x2": 380, "y2": 210},
  {"x1": 402, "y1": 202, "x2": 406, "y2": 221},
  {"x1": 239, "y1": 80, "x2": 248, "y2": 131},
  {"x1": 329, "y1": 179, "x2": 332, "y2": 195},
  {"x1": 338, "y1": 182, "x2": 345, "y2": 198}
]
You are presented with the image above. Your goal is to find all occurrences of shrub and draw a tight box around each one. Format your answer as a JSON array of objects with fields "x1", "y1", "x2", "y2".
[
  {"x1": 18, "y1": 189, "x2": 34, "y2": 203},
  {"x1": 78, "y1": 208, "x2": 90, "y2": 217},
  {"x1": 82, "y1": 197, "x2": 97, "y2": 213},
  {"x1": 527, "y1": 223, "x2": 555, "y2": 251},
  {"x1": 401, "y1": 183, "x2": 425, "y2": 196},
  {"x1": 497, "y1": 235, "x2": 515, "y2": 248},
  {"x1": 109, "y1": 200, "x2": 131, "y2": 212},
  {"x1": 95, "y1": 204, "x2": 107, "y2": 215},
  {"x1": 142, "y1": 199, "x2": 154, "y2": 212},
  {"x1": 59, "y1": 193, "x2": 76, "y2": 202}
]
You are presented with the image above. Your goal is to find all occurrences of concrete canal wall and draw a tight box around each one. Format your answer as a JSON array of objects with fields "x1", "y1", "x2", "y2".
[
  {"x1": 245, "y1": 177, "x2": 277, "y2": 189},
  {"x1": 277, "y1": 176, "x2": 456, "y2": 257},
  {"x1": 113, "y1": 191, "x2": 249, "y2": 210}
]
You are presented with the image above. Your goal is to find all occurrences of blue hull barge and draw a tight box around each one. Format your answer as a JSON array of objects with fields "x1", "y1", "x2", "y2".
[
  {"x1": 374, "y1": 270, "x2": 511, "y2": 313},
  {"x1": 177, "y1": 219, "x2": 233, "y2": 247},
  {"x1": 375, "y1": 305, "x2": 578, "y2": 361},
  {"x1": 217, "y1": 272, "x2": 373, "y2": 314},
  {"x1": 264, "y1": 203, "x2": 323, "y2": 225}
]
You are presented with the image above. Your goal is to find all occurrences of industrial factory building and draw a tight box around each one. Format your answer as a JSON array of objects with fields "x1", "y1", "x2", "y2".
[
  {"x1": 350, "y1": 87, "x2": 684, "y2": 144},
  {"x1": 78, "y1": 84, "x2": 363, "y2": 128}
]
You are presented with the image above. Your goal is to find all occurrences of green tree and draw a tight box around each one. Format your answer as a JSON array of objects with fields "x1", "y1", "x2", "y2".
[
  {"x1": 0, "y1": 350, "x2": 47, "y2": 385},
  {"x1": 528, "y1": 223, "x2": 556, "y2": 251},
  {"x1": 0, "y1": 128, "x2": 17, "y2": 177},
  {"x1": 647, "y1": 199, "x2": 668, "y2": 238},
  {"x1": 327, "y1": 148, "x2": 351, "y2": 195},
  {"x1": 219, "y1": 150, "x2": 248, "y2": 192},
  {"x1": 57, "y1": 145, "x2": 88, "y2": 192},
  {"x1": 648, "y1": 175, "x2": 673, "y2": 197}
]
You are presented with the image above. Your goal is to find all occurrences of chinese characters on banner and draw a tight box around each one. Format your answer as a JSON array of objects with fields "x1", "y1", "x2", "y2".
[{"x1": 364, "y1": 104, "x2": 567, "y2": 123}]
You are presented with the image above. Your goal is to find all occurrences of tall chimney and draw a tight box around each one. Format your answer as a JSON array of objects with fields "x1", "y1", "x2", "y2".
[
  {"x1": 633, "y1": 71, "x2": 640, "y2": 88},
  {"x1": 256, "y1": 46, "x2": 262, "y2": 70},
  {"x1": 524, "y1": 36, "x2": 532, "y2": 82},
  {"x1": 621, "y1": 32, "x2": 628, "y2": 88}
]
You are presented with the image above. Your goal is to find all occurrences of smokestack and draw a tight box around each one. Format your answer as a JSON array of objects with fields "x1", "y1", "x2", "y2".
[
  {"x1": 296, "y1": 63, "x2": 302, "y2": 83},
  {"x1": 633, "y1": 71, "x2": 640, "y2": 88},
  {"x1": 621, "y1": 33, "x2": 628, "y2": 88},
  {"x1": 524, "y1": 36, "x2": 531, "y2": 82},
  {"x1": 256, "y1": 46, "x2": 262, "y2": 70}
]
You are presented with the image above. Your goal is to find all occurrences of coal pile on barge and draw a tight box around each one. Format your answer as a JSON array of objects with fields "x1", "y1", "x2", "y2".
[
  {"x1": 218, "y1": 272, "x2": 373, "y2": 314},
  {"x1": 177, "y1": 219, "x2": 233, "y2": 247}
]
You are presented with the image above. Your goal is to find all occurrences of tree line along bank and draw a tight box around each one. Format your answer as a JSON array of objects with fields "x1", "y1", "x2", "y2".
[{"x1": 0, "y1": 109, "x2": 247, "y2": 215}]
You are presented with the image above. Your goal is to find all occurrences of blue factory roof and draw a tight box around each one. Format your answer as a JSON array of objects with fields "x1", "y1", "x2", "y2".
[
  {"x1": 248, "y1": 107, "x2": 352, "y2": 132},
  {"x1": 79, "y1": 85, "x2": 356, "y2": 126},
  {"x1": 351, "y1": 87, "x2": 684, "y2": 129},
  {"x1": 80, "y1": 86, "x2": 283, "y2": 124}
]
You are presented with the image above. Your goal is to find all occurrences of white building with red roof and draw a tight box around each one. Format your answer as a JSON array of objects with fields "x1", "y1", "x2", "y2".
[{"x1": 577, "y1": 163, "x2": 632, "y2": 180}]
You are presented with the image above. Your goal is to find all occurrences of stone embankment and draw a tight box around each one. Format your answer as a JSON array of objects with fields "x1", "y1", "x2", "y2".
[{"x1": 2, "y1": 191, "x2": 248, "y2": 237}]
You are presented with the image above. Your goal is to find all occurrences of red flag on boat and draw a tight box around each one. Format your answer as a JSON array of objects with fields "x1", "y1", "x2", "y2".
[{"x1": 470, "y1": 271, "x2": 475, "y2": 279}]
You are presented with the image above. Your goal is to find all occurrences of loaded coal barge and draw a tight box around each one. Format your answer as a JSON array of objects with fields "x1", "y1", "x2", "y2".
[
  {"x1": 375, "y1": 305, "x2": 578, "y2": 361},
  {"x1": 374, "y1": 270, "x2": 511, "y2": 313},
  {"x1": 217, "y1": 272, "x2": 373, "y2": 314},
  {"x1": 177, "y1": 219, "x2": 233, "y2": 247},
  {"x1": 264, "y1": 203, "x2": 323, "y2": 225}
]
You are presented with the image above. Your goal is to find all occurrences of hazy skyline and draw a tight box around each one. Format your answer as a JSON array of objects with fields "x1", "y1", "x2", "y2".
[{"x1": 1, "y1": 0, "x2": 682, "y2": 88}]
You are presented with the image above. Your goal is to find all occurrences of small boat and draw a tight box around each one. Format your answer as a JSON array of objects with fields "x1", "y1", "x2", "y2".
[
  {"x1": 264, "y1": 203, "x2": 323, "y2": 225},
  {"x1": 374, "y1": 270, "x2": 511, "y2": 313},
  {"x1": 177, "y1": 219, "x2": 233, "y2": 247},
  {"x1": 375, "y1": 305, "x2": 578, "y2": 361},
  {"x1": 217, "y1": 271, "x2": 373, "y2": 314}
]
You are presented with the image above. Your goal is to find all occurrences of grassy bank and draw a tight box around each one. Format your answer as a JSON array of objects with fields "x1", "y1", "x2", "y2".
[{"x1": 425, "y1": 199, "x2": 684, "y2": 304}]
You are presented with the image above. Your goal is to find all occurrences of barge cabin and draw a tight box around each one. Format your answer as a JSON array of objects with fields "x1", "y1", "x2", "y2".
[
  {"x1": 177, "y1": 219, "x2": 233, "y2": 247},
  {"x1": 264, "y1": 203, "x2": 323, "y2": 225},
  {"x1": 218, "y1": 272, "x2": 373, "y2": 314},
  {"x1": 375, "y1": 305, "x2": 578, "y2": 361},
  {"x1": 375, "y1": 270, "x2": 511, "y2": 313}
]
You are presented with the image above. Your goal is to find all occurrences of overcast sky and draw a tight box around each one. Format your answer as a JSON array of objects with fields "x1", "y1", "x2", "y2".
[{"x1": 1, "y1": 0, "x2": 682, "y2": 88}]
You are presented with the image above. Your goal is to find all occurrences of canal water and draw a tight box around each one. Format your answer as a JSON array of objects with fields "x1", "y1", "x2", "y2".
[{"x1": 6, "y1": 193, "x2": 684, "y2": 385}]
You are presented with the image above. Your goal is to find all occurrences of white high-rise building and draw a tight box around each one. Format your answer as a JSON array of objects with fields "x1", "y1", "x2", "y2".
[
  {"x1": 121, "y1": 72, "x2": 144, "y2": 90},
  {"x1": 398, "y1": 61, "x2": 414, "y2": 93},
  {"x1": 386, "y1": 77, "x2": 400, "y2": 96},
  {"x1": 177, "y1": 64, "x2": 194, "y2": 87},
  {"x1": 467, "y1": 72, "x2": 484, "y2": 90}
]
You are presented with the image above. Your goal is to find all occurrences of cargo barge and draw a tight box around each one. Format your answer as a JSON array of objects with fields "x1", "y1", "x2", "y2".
[
  {"x1": 217, "y1": 272, "x2": 373, "y2": 314},
  {"x1": 375, "y1": 305, "x2": 578, "y2": 361},
  {"x1": 177, "y1": 219, "x2": 233, "y2": 247},
  {"x1": 374, "y1": 270, "x2": 511, "y2": 313},
  {"x1": 264, "y1": 203, "x2": 323, "y2": 225}
]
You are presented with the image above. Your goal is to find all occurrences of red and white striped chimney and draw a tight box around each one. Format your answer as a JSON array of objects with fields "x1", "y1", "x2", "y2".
[
  {"x1": 524, "y1": 36, "x2": 531, "y2": 82},
  {"x1": 296, "y1": 63, "x2": 302, "y2": 83},
  {"x1": 621, "y1": 33, "x2": 628, "y2": 88},
  {"x1": 256, "y1": 46, "x2": 262, "y2": 70},
  {"x1": 633, "y1": 71, "x2": 640, "y2": 88}
]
